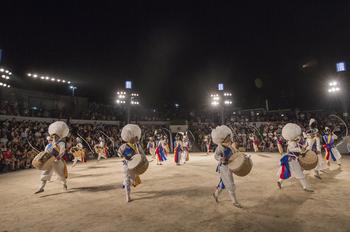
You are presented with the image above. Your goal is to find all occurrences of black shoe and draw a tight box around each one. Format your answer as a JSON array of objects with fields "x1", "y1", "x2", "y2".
[
  {"x1": 212, "y1": 193, "x2": 218, "y2": 203},
  {"x1": 277, "y1": 181, "x2": 282, "y2": 189},
  {"x1": 34, "y1": 189, "x2": 44, "y2": 194}
]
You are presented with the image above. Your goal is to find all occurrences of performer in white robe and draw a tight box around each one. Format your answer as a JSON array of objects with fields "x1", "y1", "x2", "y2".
[
  {"x1": 211, "y1": 125, "x2": 241, "y2": 208},
  {"x1": 34, "y1": 121, "x2": 69, "y2": 194},
  {"x1": 181, "y1": 134, "x2": 190, "y2": 164},
  {"x1": 96, "y1": 137, "x2": 107, "y2": 160},
  {"x1": 71, "y1": 137, "x2": 85, "y2": 167},
  {"x1": 118, "y1": 124, "x2": 144, "y2": 202},
  {"x1": 304, "y1": 119, "x2": 325, "y2": 179},
  {"x1": 174, "y1": 135, "x2": 183, "y2": 165},
  {"x1": 322, "y1": 127, "x2": 342, "y2": 168},
  {"x1": 278, "y1": 123, "x2": 313, "y2": 192},
  {"x1": 146, "y1": 137, "x2": 156, "y2": 157}
]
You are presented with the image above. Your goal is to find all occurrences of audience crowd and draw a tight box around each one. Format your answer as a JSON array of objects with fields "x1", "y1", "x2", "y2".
[{"x1": 1, "y1": 103, "x2": 348, "y2": 173}]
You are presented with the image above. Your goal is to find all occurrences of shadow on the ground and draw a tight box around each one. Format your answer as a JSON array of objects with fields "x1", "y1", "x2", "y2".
[
  {"x1": 39, "y1": 184, "x2": 119, "y2": 198},
  {"x1": 132, "y1": 186, "x2": 213, "y2": 201},
  {"x1": 68, "y1": 172, "x2": 116, "y2": 179}
]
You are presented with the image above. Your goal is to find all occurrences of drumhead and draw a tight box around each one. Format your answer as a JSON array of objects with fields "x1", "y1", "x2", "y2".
[
  {"x1": 128, "y1": 154, "x2": 142, "y2": 169},
  {"x1": 228, "y1": 153, "x2": 245, "y2": 171}
]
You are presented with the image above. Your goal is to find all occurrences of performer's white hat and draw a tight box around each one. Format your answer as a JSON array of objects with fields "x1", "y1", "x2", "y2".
[
  {"x1": 309, "y1": 118, "x2": 316, "y2": 126},
  {"x1": 46, "y1": 136, "x2": 52, "y2": 141},
  {"x1": 121, "y1": 124, "x2": 142, "y2": 142},
  {"x1": 211, "y1": 125, "x2": 232, "y2": 145},
  {"x1": 282, "y1": 123, "x2": 301, "y2": 141},
  {"x1": 48, "y1": 121, "x2": 69, "y2": 139}
]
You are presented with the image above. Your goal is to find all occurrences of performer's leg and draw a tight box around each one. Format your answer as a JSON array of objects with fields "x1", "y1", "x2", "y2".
[
  {"x1": 213, "y1": 186, "x2": 222, "y2": 203},
  {"x1": 289, "y1": 159, "x2": 313, "y2": 192},
  {"x1": 35, "y1": 168, "x2": 53, "y2": 193},
  {"x1": 97, "y1": 153, "x2": 101, "y2": 161},
  {"x1": 314, "y1": 152, "x2": 324, "y2": 178},
  {"x1": 219, "y1": 165, "x2": 241, "y2": 207},
  {"x1": 72, "y1": 158, "x2": 78, "y2": 167},
  {"x1": 332, "y1": 148, "x2": 342, "y2": 166},
  {"x1": 122, "y1": 162, "x2": 131, "y2": 202},
  {"x1": 52, "y1": 161, "x2": 67, "y2": 190}
]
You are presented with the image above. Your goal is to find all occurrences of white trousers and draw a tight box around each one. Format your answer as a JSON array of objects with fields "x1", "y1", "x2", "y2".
[
  {"x1": 98, "y1": 152, "x2": 107, "y2": 160},
  {"x1": 181, "y1": 150, "x2": 188, "y2": 163},
  {"x1": 315, "y1": 152, "x2": 326, "y2": 171},
  {"x1": 279, "y1": 158, "x2": 310, "y2": 189},
  {"x1": 331, "y1": 148, "x2": 342, "y2": 164},
  {"x1": 72, "y1": 156, "x2": 82, "y2": 167},
  {"x1": 122, "y1": 161, "x2": 135, "y2": 194},
  {"x1": 39, "y1": 160, "x2": 66, "y2": 190},
  {"x1": 216, "y1": 164, "x2": 238, "y2": 203}
]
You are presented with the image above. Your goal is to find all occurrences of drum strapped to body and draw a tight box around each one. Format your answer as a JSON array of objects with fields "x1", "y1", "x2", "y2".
[
  {"x1": 298, "y1": 150, "x2": 318, "y2": 170},
  {"x1": 72, "y1": 149, "x2": 85, "y2": 160},
  {"x1": 127, "y1": 154, "x2": 149, "y2": 175},
  {"x1": 228, "y1": 152, "x2": 253, "y2": 177},
  {"x1": 94, "y1": 145, "x2": 104, "y2": 154},
  {"x1": 32, "y1": 151, "x2": 56, "y2": 171}
]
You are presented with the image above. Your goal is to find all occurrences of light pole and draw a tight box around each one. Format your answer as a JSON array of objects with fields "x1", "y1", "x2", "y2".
[
  {"x1": 116, "y1": 81, "x2": 140, "y2": 123},
  {"x1": 210, "y1": 83, "x2": 232, "y2": 124},
  {"x1": 70, "y1": 85, "x2": 77, "y2": 96}
]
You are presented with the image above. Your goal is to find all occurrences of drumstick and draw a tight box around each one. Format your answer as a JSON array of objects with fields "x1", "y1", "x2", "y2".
[
  {"x1": 77, "y1": 133, "x2": 95, "y2": 155},
  {"x1": 26, "y1": 138, "x2": 40, "y2": 153}
]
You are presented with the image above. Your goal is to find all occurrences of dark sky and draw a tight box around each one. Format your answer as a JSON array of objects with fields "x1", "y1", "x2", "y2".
[{"x1": 1, "y1": 1, "x2": 350, "y2": 110}]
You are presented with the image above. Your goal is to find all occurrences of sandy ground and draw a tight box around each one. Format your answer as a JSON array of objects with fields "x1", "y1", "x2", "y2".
[{"x1": 0, "y1": 152, "x2": 350, "y2": 232}]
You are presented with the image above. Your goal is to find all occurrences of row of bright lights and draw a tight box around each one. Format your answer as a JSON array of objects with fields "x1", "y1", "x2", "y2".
[
  {"x1": 329, "y1": 81, "x2": 338, "y2": 87},
  {"x1": 27, "y1": 73, "x2": 71, "y2": 84},
  {"x1": 131, "y1": 93, "x2": 139, "y2": 97},
  {"x1": 116, "y1": 100, "x2": 126, "y2": 104},
  {"x1": 131, "y1": 101, "x2": 140, "y2": 105},
  {"x1": 1, "y1": 75, "x2": 10, "y2": 80},
  {"x1": 223, "y1": 92, "x2": 232, "y2": 96},
  {"x1": 211, "y1": 100, "x2": 232, "y2": 105},
  {"x1": 117, "y1": 91, "x2": 126, "y2": 95},
  {"x1": 328, "y1": 87, "x2": 340, "y2": 93},
  {"x1": 0, "y1": 82, "x2": 10, "y2": 88},
  {"x1": 0, "y1": 68, "x2": 12, "y2": 75},
  {"x1": 328, "y1": 80, "x2": 340, "y2": 93}
]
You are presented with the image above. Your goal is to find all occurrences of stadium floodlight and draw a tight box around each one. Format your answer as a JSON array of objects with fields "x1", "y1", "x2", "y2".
[
  {"x1": 51, "y1": 78, "x2": 55, "y2": 81},
  {"x1": 27, "y1": 73, "x2": 32, "y2": 77},
  {"x1": 211, "y1": 101, "x2": 219, "y2": 106},
  {"x1": 0, "y1": 68, "x2": 4, "y2": 72},
  {"x1": 328, "y1": 80, "x2": 341, "y2": 93}
]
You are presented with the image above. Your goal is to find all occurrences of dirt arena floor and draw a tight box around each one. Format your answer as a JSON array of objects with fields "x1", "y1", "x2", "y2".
[{"x1": 1, "y1": 152, "x2": 350, "y2": 232}]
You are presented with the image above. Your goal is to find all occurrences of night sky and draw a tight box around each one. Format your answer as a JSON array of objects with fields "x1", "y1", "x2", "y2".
[{"x1": 1, "y1": 1, "x2": 350, "y2": 110}]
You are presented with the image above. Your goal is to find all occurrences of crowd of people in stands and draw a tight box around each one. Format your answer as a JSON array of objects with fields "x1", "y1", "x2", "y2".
[
  {"x1": 0, "y1": 118, "x2": 168, "y2": 172},
  {"x1": 1, "y1": 99, "x2": 348, "y2": 173}
]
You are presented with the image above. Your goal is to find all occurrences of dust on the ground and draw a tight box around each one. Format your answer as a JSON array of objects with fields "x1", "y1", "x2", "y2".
[{"x1": 0, "y1": 153, "x2": 349, "y2": 232}]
